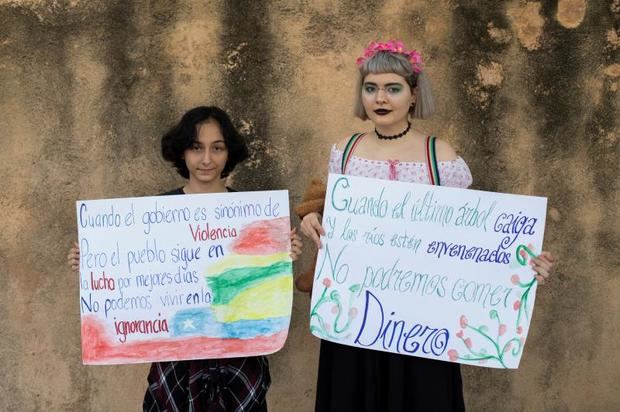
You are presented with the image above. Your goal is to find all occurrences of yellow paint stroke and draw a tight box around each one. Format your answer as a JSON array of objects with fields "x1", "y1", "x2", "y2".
[
  {"x1": 207, "y1": 252, "x2": 290, "y2": 275},
  {"x1": 212, "y1": 275, "x2": 293, "y2": 322}
]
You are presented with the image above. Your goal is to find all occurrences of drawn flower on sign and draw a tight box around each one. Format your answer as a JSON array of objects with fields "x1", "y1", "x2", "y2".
[
  {"x1": 449, "y1": 243, "x2": 539, "y2": 366},
  {"x1": 513, "y1": 243, "x2": 539, "y2": 330},
  {"x1": 447, "y1": 309, "x2": 524, "y2": 368},
  {"x1": 310, "y1": 281, "x2": 360, "y2": 340}
]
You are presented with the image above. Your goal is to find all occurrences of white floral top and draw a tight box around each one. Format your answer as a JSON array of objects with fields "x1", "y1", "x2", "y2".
[{"x1": 329, "y1": 145, "x2": 473, "y2": 189}]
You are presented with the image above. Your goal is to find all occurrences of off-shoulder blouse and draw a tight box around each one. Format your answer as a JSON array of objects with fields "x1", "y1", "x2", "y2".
[{"x1": 328, "y1": 145, "x2": 473, "y2": 189}]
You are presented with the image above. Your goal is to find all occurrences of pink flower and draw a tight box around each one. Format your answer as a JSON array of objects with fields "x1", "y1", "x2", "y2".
[
  {"x1": 503, "y1": 342, "x2": 513, "y2": 352},
  {"x1": 448, "y1": 349, "x2": 459, "y2": 362},
  {"x1": 510, "y1": 274, "x2": 520, "y2": 285},
  {"x1": 348, "y1": 307, "x2": 358, "y2": 318},
  {"x1": 519, "y1": 248, "x2": 528, "y2": 258},
  {"x1": 459, "y1": 315, "x2": 468, "y2": 328},
  {"x1": 356, "y1": 40, "x2": 424, "y2": 72},
  {"x1": 331, "y1": 305, "x2": 338, "y2": 314},
  {"x1": 499, "y1": 324, "x2": 507, "y2": 336},
  {"x1": 516, "y1": 326, "x2": 523, "y2": 335},
  {"x1": 322, "y1": 278, "x2": 331, "y2": 288},
  {"x1": 456, "y1": 330, "x2": 464, "y2": 338},
  {"x1": 465, "y1": 338, "x2": 473, "y2": 348},
  {"x1": 513, "y1": 300, "x2": 521, "y2": 311}
]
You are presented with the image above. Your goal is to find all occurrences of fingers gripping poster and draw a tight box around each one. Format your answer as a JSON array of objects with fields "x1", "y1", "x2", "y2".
[
  {"x1": 310, "y1": 174, "x2": 547, "y2": 369},
  {"x1": 76, "y1": 191, "x2": 292, "y2": 365}
]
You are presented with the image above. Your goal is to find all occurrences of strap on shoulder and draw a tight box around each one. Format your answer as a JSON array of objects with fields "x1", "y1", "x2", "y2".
[
  {"x1": 425, "y1": 136, "x2": 441, "y2": 186},
  {"x1": 341, "y1": 133, "x2": 366, "y2": 174}
]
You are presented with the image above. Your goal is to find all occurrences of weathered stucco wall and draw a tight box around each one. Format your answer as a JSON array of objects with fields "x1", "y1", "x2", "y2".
[{"x1": 0, "y1": 0, "x2": 618, "y2": 411}]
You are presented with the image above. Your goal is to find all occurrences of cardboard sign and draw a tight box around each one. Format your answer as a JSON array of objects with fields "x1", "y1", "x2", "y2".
[
  {"x1": 77, "y1": 190, "x2": 292, "y2": 365},
  {"x1": 310, "y1": 174, "x2": 547, "y2": 368}
]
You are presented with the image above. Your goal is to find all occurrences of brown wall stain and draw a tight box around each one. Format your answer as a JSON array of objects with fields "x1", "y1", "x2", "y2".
[
  {"x1": 608, "y1": 27, "x2": 620, "y2": 47},
  {"x1": 0, "y1": 0, "x2": 618, "y2": 411},
  {"x1": 603, "y1": 62, "x2": 620, "y2": 77},
  {"x1": 557, "y1": 0, "x2": 588, "y2": 28},
  {"x1": 507, "y1": 1, "x2": 545, "y2": 51},
  {"x1": 164, "y1": 3, "x2": 223, "y2": 110},
  {"x1": 487, "y1": 21, "x2": 513, "y2": 44}
]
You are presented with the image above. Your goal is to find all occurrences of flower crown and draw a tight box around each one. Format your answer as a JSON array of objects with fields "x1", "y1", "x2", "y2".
[{"x1": 356, "y1": 40, "x2": 424, "y2": 73}]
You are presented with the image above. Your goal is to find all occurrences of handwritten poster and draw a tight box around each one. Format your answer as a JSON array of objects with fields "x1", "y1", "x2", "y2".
[
  {"x1": 310, "y1": 174, "x2": 547, "y2": 369},
  {"x1": 77, "y1": 190, "x2": 292, "y2": 365}
]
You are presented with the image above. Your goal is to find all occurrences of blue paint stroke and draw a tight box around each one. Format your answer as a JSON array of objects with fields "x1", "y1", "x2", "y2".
[{"x1": 170, "y1": 307, "x2": 289, "y2": 339}]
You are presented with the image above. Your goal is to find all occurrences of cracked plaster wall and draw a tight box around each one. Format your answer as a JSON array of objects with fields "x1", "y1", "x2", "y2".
[{"x1": 0, "y1": 1, "x2": 618, "y2": 411}]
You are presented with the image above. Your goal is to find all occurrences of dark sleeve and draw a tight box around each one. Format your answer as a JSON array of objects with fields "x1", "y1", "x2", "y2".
[{"x1": 158, "y1": 187, "x2": 185, "y2": 196}]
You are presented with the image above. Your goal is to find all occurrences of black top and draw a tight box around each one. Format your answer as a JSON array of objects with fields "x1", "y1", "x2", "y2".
[
  {"x1": 143, "y1": 184, "x2": 269, "y2": 412},
  {"x1": 159, "y1": 186, "x2": 237, "y2": 196}
]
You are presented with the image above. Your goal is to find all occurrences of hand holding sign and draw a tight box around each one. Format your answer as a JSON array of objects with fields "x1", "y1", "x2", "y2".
[
  {"x1": 310, "y1": 173, "x2": 549, "y2": 369},
  {"x1": 76, "y1": 190, "x2": 293, "y2": 365}
]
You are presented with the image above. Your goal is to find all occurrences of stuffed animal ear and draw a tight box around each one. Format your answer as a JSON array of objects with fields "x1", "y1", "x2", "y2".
[
  {"x1": 295, "y1": 271, "x2": 314, "y2": 293},
  {"x1": 294, "y1": 249, "x2": 318, "y2": 293},
  {"x1": 294, "y1": 199, "x2": 325, "y2": 218},
  {"x1": 295, "y1": 178, "x2": 327, "y2": 218},
  {"x1": 305, "y1": 179, "x2": 327, "y2": 200},
  {"x1": 293, "y1": 178, "x2": 326, "y2": 293}
]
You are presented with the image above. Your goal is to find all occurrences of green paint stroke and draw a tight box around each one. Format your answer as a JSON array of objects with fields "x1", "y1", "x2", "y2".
[
  {"x1": 310, "y1": 280, "x2": 360, "y2": 339},
  {"x1": 452, "y1": 311, "x2": 523, "y2": 368},
  {"x1": 514, "y1": 244, "x2": 538, "y2": 328},
  {"x1": 516, "y1": 244, "x2": 537, "y2": 265},
  {"x1": 207, "y1": 261, "x2": 291, "y2": 305}
]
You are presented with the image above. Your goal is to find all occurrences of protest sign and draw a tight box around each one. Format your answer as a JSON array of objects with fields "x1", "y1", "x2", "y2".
[
  {"x1": 310, "y1": 174, "x2": 546, "y2": 368},
  {"x1": 77, "y1": 190, "x2": 292, "y2": 365}
]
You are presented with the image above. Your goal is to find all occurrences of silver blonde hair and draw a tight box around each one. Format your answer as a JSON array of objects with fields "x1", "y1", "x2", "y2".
[{"x1": 354, "y1": 51, "x2": 435, "y2": 120}]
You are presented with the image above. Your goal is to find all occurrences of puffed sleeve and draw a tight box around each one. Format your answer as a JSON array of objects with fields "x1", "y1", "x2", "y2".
[
  {"x1": 439, "y1": 157, "x2": 473, "y2": 188},
  {"x1": 328, "y1": 145, "x2": 343, "y2": 174}
]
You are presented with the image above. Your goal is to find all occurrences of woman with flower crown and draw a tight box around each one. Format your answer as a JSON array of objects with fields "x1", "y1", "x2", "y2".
[{"x1": 299, "y1": 40, "x2": 556, "y2": 411}]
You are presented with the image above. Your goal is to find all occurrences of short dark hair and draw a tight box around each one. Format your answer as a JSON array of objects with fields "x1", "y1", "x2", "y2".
[{"x1": 161, "y1": 106, "x2": 249, "y2": 178}]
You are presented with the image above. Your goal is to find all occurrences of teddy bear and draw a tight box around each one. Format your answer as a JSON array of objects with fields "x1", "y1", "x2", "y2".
[{"x1": 293, "y1": 178, "x2": 326, "y2": 292}]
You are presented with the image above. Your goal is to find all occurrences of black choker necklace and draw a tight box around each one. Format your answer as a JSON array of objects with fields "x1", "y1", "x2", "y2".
[{"x1": 375, "y1": 122, "x2": 411, "y2": 140}]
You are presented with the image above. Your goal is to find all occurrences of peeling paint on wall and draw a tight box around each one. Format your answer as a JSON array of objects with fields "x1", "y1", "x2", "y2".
[
  {"x1": 556, "y1": 0, "x2": 587, "y2": 28},
  {"x1": 507, "y1": 1, "x2": 545, "y2": 51}
]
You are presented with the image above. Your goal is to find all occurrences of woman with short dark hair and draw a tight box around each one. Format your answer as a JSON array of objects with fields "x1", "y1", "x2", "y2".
[
  {"x1": 69, "y1": 106, "x2": 302, "y2": 411},
  {"x1": 161, "y1": 106, "x2": 249, "y2": 181}
]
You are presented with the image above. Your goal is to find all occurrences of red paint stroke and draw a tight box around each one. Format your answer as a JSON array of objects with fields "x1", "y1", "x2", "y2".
[
  {"x1": 231, "y1": 217, "x2": 290, "y2": 255},
  {"x1": 81, "y1": 316, "x2": 288, "y2": 365}
]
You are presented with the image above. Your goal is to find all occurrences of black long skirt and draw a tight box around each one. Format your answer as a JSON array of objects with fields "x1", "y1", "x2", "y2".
[{"x1": 315, "y1": 340, "x2": 465, "y2": 412}]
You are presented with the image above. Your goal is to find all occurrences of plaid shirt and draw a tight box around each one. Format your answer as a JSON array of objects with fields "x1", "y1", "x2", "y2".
[{"x1": 143, "y1": 357, "x2": 270, "y2": 412}]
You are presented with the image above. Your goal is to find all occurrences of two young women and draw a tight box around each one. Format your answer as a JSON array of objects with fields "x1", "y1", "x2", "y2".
[{"x1": 69, "y1": 41, "x2": 555, "y2": 411}]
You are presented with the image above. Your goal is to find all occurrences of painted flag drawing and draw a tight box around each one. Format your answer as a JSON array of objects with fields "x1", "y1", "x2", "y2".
[{"x1": 78, "y1": 191, "x2": 292, "y2": 365}]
